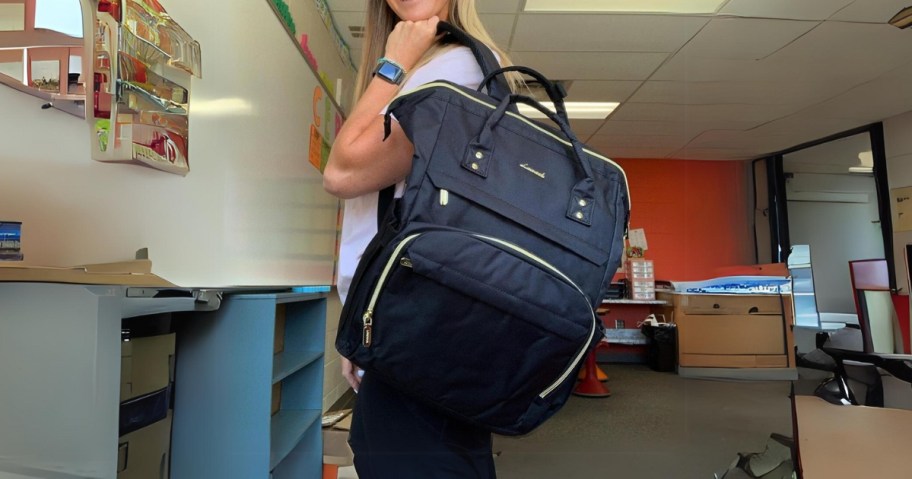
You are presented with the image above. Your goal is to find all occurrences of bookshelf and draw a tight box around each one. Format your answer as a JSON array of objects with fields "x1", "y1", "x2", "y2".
[{"x1": 170, "y1": 292, "x2": 326, "y2": 479}]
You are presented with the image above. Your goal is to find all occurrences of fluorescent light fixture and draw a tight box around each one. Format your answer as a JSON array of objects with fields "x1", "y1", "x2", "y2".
[
  {"x1": 889, "y1": 6, "x2": 912, "y2": 29},
  {"x1": 517, "y1": 101, "x2": 619, "y2": 120},
  {"x1": 848, "y1": 166, "x2": 873, "y2": 174},
  {"x1": 524, "y1": 0, "x2": 726, "y2": 14}
]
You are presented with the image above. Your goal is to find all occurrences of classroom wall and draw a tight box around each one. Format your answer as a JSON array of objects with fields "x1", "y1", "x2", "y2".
[
  {"x1": 0, "y1": 0, "x2": 347, "y2": 288},
  {"x1": 614, "y1": 157, "x2": 754, "y2": 282}
]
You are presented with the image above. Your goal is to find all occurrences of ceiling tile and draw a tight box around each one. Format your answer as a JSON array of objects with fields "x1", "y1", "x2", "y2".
[
  {"x1": 610, "y1": 102, "x2": 794, "y2": 124},
  {"x1": 685, "y1": 130, "x2": 798, "y2": 151},
  {"x1": 586, "y1": 144, "x2": 681, "y2": 159},
  {"x1": 511, "y1": 14, "x2": 707, "y2": 52},
  {"x1": 565, "y1": 80, "x2": 642, "y2": 102},
  {"x1": 680, "y1": 17, "x2": 817, "y2": 60},
  {"x1": 747, "y1": 115, "x2": 865, "y2": 146},
  {"x1": 509, "y1": 51, "x2": 669, "y2": 80},
  {"x1": 628, "y1": 80, "x2": 845, "y2": 107},
  {"x1": 569, "y1": 119, "x2": 607, "y2": 141},
  {"x1": 828, "y1": 0, "x2": 911, "y2": 23},
  {"x1": 669, "y1": 147, "x2": 762, "y2": 160},
  {"x1": 479, "y1": 14, "x2": 515, "y2": 48},
  {"x1": 585, "y1": 134, "x2": 693, "y2": 149},
  {"x1": 720, "y1": 0, "x2": 854, "y2": 21}
]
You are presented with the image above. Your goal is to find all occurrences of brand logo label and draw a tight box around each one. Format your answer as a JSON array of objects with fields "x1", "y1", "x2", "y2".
[{"x1": 519, "y1": 163, "x2": 546, "y2": 179}]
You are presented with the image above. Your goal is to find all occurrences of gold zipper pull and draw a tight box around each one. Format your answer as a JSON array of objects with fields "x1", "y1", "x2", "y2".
[
  {"x1": 400, "y1": 257, "x2": 412, "y2": 268},
  {"x1": 362, "y1": 310, "x2": 373, "y2": 346}
]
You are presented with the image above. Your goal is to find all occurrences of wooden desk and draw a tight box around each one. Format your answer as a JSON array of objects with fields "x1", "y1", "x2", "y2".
[{"x1": 795, "y1": 395, "x2": 912, "y2": 478}]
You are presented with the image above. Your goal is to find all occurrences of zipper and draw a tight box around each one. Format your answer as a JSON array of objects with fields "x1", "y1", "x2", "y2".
[
  {"x1": 473, "y1": 234, "x2": 597, "y2": 398},
  {"x1": 439, "y1": 189, "x2": 449, "y2": 206},
  {"x1": 361, "y1": 233, "x2": 421, "y2": 346}
]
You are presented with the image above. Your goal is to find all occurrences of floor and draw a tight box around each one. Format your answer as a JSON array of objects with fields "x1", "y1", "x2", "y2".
[{"x1": 337, "y1": 364, "x2": 801, "y2": 479}]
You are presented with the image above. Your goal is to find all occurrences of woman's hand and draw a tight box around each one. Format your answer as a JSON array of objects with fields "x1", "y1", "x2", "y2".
[
  {"x1": 384, "y1": 16, "x2": 442, "y2": 72},
  {"x1": 341, "y1": 357, "x2": 362, "y2": 392}
]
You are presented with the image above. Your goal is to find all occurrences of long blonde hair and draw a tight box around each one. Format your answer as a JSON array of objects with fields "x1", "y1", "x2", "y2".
[{"x1": 353, "y1": 0, "x2": 520, "y2": 101}]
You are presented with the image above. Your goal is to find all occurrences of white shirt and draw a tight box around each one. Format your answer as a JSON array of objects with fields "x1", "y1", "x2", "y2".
[{"x1": 336, "y1": 46, "x2": 489, "y2": 304}]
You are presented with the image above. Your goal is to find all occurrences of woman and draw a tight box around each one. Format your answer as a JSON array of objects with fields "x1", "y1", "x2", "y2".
[{"x1": 323, "y1": 0, "x2": 516, "y2": 476}]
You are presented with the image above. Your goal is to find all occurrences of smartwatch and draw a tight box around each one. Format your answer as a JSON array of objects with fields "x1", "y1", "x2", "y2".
[{"x1": 373, "y1": 57, "x2": 406, "y2": 85}]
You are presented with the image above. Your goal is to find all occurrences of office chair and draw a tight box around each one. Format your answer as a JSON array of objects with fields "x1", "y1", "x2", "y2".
[
  {"x1": 848, "y1": 259, "x2": 904, "y2": 354},
  {"x1": 812, "y1": 348, "x2": 912, "y2": 409}
]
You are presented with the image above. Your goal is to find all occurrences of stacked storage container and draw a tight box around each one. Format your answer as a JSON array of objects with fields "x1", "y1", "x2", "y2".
[{"x1": 626, "y1": 259, "x2": 655, "y2": 300}]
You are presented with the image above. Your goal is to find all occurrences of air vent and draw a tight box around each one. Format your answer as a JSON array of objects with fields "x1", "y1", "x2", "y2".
[{"x1": 349, "y1": 25, "x2": 364, "y2": 38}]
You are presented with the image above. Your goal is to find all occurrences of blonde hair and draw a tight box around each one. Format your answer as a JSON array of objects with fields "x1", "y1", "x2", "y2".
[{"x1": 353, "y1": 0, "x2": 521, "y2": 101}]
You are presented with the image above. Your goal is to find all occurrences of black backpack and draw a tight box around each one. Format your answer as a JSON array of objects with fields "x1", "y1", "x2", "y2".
[{"x1": 336, "y1": 23, "x2": 630, "y2": 436}]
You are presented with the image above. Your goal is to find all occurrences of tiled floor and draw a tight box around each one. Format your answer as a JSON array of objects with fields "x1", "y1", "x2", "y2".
[{"x1": 336, "y1": 364, "x2": 796, "y2": 478}]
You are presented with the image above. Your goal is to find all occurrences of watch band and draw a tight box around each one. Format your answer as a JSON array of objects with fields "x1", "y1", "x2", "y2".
[{"x1": 373, "y1": 57, "x2": 407, "y2": 85}]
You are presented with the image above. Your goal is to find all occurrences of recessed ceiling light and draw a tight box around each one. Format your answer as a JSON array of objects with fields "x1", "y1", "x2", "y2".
[
  {"x1": 524, "y1": 0, "x2": 726, "y2": 14},
  {"x1": 848, "y1": 166, "x2": 873, "y2": 174},
  {"x1": 517, "y1": 101, "x2": 619, "y2": 120}
]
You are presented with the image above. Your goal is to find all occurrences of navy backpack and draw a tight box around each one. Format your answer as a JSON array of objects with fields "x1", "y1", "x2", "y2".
[{"x1": 336, "y1": 23, "x2": 630, "y2": 436}]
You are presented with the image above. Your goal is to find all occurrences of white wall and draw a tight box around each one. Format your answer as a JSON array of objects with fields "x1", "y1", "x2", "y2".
[{"x1": 785, "y1": 172, "x2": 883, "y2": 313}]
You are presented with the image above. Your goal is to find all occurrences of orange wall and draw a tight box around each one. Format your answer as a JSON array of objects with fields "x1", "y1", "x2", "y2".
[{"x1": 615, "y1": 158, "x2": 754, "y2": 282}]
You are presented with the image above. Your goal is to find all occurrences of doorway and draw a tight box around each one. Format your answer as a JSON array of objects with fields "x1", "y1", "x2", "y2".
[{"x1": 758, "y1": 126, "x2": 894, "y2": 319}]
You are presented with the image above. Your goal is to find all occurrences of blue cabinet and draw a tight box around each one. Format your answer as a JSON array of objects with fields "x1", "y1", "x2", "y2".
[{"x1": 171, "y1": 292, "x2": 326, "y2": 479}]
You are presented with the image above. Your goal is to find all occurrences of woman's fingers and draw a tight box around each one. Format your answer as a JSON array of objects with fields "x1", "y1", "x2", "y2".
[
  {"x1": 385, "y1": 16, "x2": 441, "y2": 71},
  {"x1": 341, "y1": 357, "x2": 362, "y2": 392}
]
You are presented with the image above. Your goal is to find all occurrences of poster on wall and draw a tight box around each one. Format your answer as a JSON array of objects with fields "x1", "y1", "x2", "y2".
[
  {"x1": 90, "y1": 0, "x2": 202, "y2": 175},
  {"x1": 892, "y1": 186, "x2": 912, "y2": 232}
]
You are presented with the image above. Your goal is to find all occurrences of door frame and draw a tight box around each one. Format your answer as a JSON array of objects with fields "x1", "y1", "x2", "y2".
[{"x1": 758, "y1": 122, "x2": 896, "y2": 291}]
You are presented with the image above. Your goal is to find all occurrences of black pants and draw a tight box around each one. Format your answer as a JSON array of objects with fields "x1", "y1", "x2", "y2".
[{"x1": 348, "y1": 373, "x2": 496, "y2": 478}]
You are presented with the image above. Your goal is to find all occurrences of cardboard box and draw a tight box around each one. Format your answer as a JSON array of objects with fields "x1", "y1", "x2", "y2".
[
  {"x1": 323, "y1": 410, "x2": 354, "y2": 468},
  {"x1": 121, "y1": 333, "x2": 175, "y2": 402},
  {"x1": 679, "y1": 353, "x2": 788, "y2": 368},
  {"x1": 658, "y1": 291, "x2": 796, "y2": 370},
  {"x1": 676, "y1": 314, "x2": 784, "y2": 355},
  {"x1": 117, "y1": 412, "x2": 172, "y2": 479}
]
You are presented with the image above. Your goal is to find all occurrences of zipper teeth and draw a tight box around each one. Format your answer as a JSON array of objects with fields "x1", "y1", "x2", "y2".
[
  {"x1": 473, "y1": 234, "x2": 596, "y2": 398},
  {"x1": 365, "y1": 233, "x2": 421, "y2": 313},
  {"x1": 397, "y1": 82, "x2": 631, "y2": 212}
]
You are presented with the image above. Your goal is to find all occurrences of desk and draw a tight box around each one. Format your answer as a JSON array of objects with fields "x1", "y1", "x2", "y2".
[{"x1": 794, "y1": 395, "x2": 912, "y2": 478}]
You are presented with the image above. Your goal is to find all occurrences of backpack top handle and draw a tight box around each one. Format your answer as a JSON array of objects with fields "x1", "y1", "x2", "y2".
[
  {"x1": 436, "y1": 21, "x2": 511, "y2": 101},
  {"x1": 479, "y1": 66, "x2": 570, "y2": 125}
]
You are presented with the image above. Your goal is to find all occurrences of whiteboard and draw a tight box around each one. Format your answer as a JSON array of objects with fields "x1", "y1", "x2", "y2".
[{"x1": 0, "y1": 0, "x2": 350, "y2": 287}]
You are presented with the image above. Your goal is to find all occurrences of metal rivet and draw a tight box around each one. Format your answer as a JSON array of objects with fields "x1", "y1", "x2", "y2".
[
  {"x1": 578, "y1": 199, "x2": 587, "y2": 207},
  {"x1": 575, "y1": 211, "x2": 584, "y2": 220},
  {"x1": 471, "y1": 162, "x2": 479, "y2": 170},
  {"x1": 475, "y1": 151, "x2": 484, "y2": 159}
]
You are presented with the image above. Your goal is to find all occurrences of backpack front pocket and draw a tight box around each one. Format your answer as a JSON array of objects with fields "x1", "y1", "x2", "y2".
[{"x1": 360, "y1": 228, "x2": 596, "y2": 429}]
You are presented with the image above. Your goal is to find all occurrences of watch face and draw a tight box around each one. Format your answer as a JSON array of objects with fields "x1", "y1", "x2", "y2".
[{"x1": 376, "y1": 61, "x2": 404, "y2": 84}]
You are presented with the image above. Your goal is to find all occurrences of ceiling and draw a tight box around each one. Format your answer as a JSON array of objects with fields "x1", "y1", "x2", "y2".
[{"x1": 325, "y1": 0, "x2": 912, "y2": 161}]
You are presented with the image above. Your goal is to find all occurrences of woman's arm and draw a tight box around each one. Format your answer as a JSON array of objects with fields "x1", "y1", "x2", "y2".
[{"x1": 323, "y1": 17, "x2": 441, "y2": 199}]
